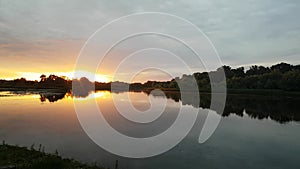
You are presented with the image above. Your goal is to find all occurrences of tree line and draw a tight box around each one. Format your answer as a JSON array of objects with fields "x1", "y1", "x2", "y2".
[
  {"x1": 139, "y1": 62, "x2": 300, "y2": 92},
  {"x1": 0, "y1": 74, "x2": 71, "y2": 91},
  {"x1": 0, "y1": 62, "x2": 299, "y2": 92}
]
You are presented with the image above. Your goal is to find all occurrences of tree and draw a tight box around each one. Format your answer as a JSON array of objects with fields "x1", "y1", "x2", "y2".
[
  {"x1": 40, "y1": 74, "x2": 46, "y2": 82},
  {"x1": 271, "y1": 62, "x2": 293, "y2": 73}
]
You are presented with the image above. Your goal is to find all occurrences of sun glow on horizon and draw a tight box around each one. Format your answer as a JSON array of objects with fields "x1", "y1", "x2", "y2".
[{"x1": 0, "y1": 71, "x2": 111, "y2": 83}]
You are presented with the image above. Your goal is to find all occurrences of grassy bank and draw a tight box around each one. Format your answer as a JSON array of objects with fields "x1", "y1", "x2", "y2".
[{"x1": 0, "y1": 142, "x2": 106, "y2": 169}]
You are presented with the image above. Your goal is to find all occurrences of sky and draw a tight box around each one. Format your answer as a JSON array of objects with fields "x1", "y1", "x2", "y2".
[{"x1": 0, "y1": 0, "x2": 300, "y2": 82}]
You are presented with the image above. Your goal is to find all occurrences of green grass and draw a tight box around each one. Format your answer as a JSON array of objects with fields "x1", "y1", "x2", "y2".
[{"x1": 0, "y1": 143, "x2": 106, "y2": 169}]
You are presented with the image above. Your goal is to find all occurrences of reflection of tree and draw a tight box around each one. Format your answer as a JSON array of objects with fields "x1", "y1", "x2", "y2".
[
  {"x1": 148, "y1": 91, "x2": 300, "y2": 123},
  {"x1": 35, "y1": 87, "x2": 300, "y2": 123},
  {"x1": 40, "y1": 93, "x2": 66, "y2": 102},
  {"x1": 225, "y1": 96, "x2": 300, "y2": 123}
]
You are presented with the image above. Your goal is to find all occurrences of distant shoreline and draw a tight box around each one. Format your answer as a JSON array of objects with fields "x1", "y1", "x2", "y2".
[
  {"x1": 1, "y1": 62, "x2": 299, "y2": 96},
  {"x1": 1, "y1": 87, "x2": 300, "y2": 97}
]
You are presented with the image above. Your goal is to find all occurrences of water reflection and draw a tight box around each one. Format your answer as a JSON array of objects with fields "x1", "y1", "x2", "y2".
[
  {"x1": 1, "y1": 90, "x2": 300, "y2": 169},
  {"x1": 145, "y1": 91, "x2": 300, "y2": 124},
  {"x1": 40, "y1": 93, "x2": 67, "y2": 102},
  {"x1": 5, "y1": 90, "x2": 299, "y2": 124},
  {"x1": 72, "y1": 89, "x2": 300, "y2": 124}
]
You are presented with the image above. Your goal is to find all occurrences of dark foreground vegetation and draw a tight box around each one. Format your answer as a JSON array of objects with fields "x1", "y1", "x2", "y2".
[
  {"x1": 0, "y1": 142, "x2": 108, "y2": 169},
  {"x1": 0, "y1": 62, "x2": 299, "y2": 94}
]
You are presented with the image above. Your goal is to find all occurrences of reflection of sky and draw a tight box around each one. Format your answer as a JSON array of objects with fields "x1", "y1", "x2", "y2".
[
  {"x1": 1, "y1": 0, "x2": 300, "y2": 81},
  {"x1": 73, "y1": 91, "x2": 111, "y2": 100},
  {"x1": 0, "y1": 91, "x2": 300, "y2": 168}
]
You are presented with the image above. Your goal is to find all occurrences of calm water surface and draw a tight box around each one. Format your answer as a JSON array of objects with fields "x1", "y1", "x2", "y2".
[{"x1": 0, "y1": 91, "x2": 299, "y2": 169}]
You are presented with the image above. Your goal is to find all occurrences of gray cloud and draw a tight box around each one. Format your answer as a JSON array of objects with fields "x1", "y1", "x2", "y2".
[{"x1": 0, "y1": 0, "x2": 300, "y2": 75}]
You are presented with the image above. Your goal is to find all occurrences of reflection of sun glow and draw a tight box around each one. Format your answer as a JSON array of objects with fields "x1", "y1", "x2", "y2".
[
  {"x1": 32, "y1": 95, "x2": 40, "y2": 99},
  {"x1": 0, "y1": 93, "x2": 41, "y2": 100},
  {"x1": 73, "y1": 91, "x2": 111, "y2": 100}
]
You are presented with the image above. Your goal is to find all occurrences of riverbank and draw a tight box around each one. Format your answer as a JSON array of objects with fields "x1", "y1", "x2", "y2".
[{"x1": 0, "y1": 143, "x2": 106, "y2": 169}]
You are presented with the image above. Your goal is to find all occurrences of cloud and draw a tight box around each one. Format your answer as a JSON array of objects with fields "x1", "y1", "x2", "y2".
[{"x1": 0, "y1": 0, "x2": 300, "y2": 80}]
